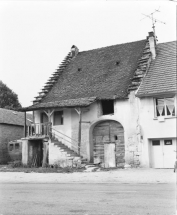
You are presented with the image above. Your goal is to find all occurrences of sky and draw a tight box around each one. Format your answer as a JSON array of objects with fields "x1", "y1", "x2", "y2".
[{"x1": 0, "y1": 0, "x2": 176, "y2": 107}]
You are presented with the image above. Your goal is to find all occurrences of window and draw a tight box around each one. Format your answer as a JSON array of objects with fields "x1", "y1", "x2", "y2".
[
  {"x1": 155, "y1": 97, "x2": 175, "y2": 117},
  {"x1": 9, "y1": 144, "x2": 14, "y2": 151},
  {"x1": 152, "y1": 140, "x2": 160, "y2": 146},
  {"x1": 164, "y1": 140, "x2": 172, "y2": 145},
  {"x1": 54, "y1": 111, "x2": 63, "y2": 125},
  {"x1": 101, "y1": 100, "x2": 114, "y2": 115},
  {"x1": 15, "y1": 143, "x2": 20, "y2": 150}
]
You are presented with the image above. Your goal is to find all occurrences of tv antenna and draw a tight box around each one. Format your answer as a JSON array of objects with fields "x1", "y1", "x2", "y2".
[{"x1": 141, "y1": 8, "x2": 166, "y2": 40}]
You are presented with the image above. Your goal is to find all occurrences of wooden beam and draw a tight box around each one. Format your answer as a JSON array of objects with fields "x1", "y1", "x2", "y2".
[
  {"x1": 24, "y1": 112, "x2": 26, "y2": 137},
  {"x1": 75, "y1": 108, "x2": 82, "y2": 155}
]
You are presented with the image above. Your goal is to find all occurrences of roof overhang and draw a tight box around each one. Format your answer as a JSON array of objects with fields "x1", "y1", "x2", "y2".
[{"x1": 19, "y1": 97, "x2": 97, "y2": 112}]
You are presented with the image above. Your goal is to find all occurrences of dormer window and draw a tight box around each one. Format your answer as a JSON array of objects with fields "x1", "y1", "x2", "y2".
[{"x1": 155, "y1": 97, "x2": 176, "y2": 118}]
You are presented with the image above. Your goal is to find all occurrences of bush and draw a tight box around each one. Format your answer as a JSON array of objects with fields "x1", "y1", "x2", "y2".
[{"x1": 8, "y1": 160, "x2": 22, "y2": 168}]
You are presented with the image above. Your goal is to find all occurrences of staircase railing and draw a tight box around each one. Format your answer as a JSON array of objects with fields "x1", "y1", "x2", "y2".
[
  {"x1": 26, "y1": 123, "x2": 86, "y2": 157},
  {"x1": 51, "y1": 127, "x2": 85, "y2": 156}
]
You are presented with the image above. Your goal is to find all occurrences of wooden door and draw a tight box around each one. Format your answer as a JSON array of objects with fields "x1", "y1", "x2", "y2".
[
  {"x1": 93, "y1": 121, "x2": 125, "y2": 167},
  {"x1": 104, "y1": 143, "x2": 116, "y2": 167}
]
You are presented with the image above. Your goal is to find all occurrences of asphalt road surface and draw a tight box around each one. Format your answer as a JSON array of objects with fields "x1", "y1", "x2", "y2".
[{"x1": 0, "y1": 183, "x2": 176, "y2": 215}]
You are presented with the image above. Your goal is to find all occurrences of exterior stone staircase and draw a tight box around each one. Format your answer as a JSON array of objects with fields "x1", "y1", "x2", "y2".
[
  {"x1": 49, "y1": 137, "x2": 100, "y2": 171},
  {"x1": 49, "y1": 137, "x2": 87, "y2": 167}
]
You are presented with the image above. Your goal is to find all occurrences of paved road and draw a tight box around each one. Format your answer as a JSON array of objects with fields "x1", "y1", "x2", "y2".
[{"x1": 0, "y1": 183, "x2": 176, "y2": 215}]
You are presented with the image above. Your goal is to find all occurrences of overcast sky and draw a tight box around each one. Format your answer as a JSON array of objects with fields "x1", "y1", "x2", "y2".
[{"x1": 0, "y1": 0, "x2": 176, "y2": 108}]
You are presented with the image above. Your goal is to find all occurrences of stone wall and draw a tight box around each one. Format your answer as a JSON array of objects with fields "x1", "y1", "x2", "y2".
[{"x1": 0, "y1": 124, "x2": 24, "y2": 164}]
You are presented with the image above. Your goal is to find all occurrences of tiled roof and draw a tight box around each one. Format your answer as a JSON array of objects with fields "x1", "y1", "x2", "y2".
[
  {"x1": 136, "y1": 41, "x2": 177, "y2": 97},
  {"x1": 0, "y1": 108, "x2": 33, "y2": 126},
  {"x1": 22, "y1": 97, "x2": 97, "y2": 111},
  {"x1": 22, "y1": 39, "x2": 147, "y2": 111}
]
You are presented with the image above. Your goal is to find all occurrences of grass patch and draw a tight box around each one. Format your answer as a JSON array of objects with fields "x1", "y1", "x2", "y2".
[{"x1": 0, "y1": 163, "x2": 86, "y2": 173}]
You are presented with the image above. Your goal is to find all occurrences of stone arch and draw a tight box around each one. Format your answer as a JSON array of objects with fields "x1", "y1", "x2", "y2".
[{"x1": 89, "y1": 118, "x2": 125, "y2": 167}]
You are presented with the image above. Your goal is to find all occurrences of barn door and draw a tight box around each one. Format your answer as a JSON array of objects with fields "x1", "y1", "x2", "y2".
[{"x1": 93, "y1": 121, "x2": 125, "y2": 167}]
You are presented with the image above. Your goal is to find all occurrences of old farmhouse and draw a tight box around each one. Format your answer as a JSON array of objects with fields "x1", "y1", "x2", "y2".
[{"x1": 20, "y1": 32, "x2": 176, "y2": 168}]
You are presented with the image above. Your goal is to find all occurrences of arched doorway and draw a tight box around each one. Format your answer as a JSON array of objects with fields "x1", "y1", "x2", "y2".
[{"x1": 92, "y1": 120, "x2": 125, "y2": 167}]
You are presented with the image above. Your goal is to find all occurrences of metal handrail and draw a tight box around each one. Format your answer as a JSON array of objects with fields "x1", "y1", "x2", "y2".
[
  {"x1": 51, "y1": 131, "x2": 86, "y2": 156},
  {"x1": 51, "y1": 132, "x2": 79, "y2": 150},
  {"x1": 51, "y1": 127, "x2": 78, "y2": 144}
]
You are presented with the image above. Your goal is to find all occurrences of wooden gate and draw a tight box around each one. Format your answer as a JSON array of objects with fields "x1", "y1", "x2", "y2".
[{"x1": 93, "y1": 121, "x2": 125, "y2": 167}]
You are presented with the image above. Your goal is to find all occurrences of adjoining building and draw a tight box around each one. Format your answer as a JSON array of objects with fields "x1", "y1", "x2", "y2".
[{"x1": 0, "y1": 108, "x2": 33, "y2": 163}]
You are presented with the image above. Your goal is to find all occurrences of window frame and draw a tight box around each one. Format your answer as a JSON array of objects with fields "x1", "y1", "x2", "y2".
[
  {"x1": 53, "y1": 110, "x2": 64, "y2": 126},
  {"x1": 154, "y1": 96, "x2": 176, "y2": 118}
]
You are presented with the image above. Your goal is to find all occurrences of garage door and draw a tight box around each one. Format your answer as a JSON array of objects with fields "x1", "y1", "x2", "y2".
[{"x1": 151, "y1": 139, "x2": 176, "y2": 168}]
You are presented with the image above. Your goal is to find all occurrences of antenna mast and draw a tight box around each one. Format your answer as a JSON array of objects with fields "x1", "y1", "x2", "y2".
[{"x1": 141, "y1": 8, "x2": 166, "y2": 41}]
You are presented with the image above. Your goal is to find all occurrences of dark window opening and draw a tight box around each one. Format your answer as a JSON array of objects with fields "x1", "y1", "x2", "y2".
[
  {"x1": 164, "y1": 140, "x2": 172, "y2": 145},
  {"x1": 9, "y1": 144, "x2": 14, "y2": 151},
  {"x1": 114, "y1": 135, "x2": 118, "y2": 140},
  {"x1": 101, "y1": 100, "x2": 114, "y2": 115},
  {"x1": 15, "y1": 143, "x2": 20, "y2": 150},
  {"x1": 152, "y1": 140, "x2": 160, "y2": 146},
  {"x1": 54, "y1": 111, "x2": 63, "y2": 125},
  {"x1": 116, "y1": 61, "x2": 120, "y2": 66}
]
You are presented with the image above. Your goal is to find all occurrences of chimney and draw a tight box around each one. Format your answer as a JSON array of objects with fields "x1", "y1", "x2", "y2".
[
  {"x1": 148, "y1": 32, "x2": 156, "y2": 59},
  {"x1": 71, "y1": 45, "x2": 79, "y2": 58}
]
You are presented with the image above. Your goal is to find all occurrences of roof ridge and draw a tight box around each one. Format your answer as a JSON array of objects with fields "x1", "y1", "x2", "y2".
[{"x1": 79, "y1": 39, "x2": 147, "y2": 54}]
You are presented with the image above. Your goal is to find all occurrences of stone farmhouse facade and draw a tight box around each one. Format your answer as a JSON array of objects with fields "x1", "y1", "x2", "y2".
[{"x1": 21, "y1": 32, "x2": 176, "y2": 168}]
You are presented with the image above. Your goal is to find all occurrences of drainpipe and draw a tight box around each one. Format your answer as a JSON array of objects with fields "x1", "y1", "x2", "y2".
[{"x1": 24, "y1": 112, "x2": 26, "y2": 137}]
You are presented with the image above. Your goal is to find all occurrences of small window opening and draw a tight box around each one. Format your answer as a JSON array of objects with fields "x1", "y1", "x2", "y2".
[
  {"x1": 9, "y1": 144, "x2": 14, "y2": 151},
  {"x1": 54, "y1": 111, "x2": 64, "y2": 125},
  {"x1": 116, "y1": 61, "x2": 120, "y2": 66},
  {"x1": 15, "y1": 143, "x2": 20, "y2": 150},
  {"x1": 101, "y1": 100, "x2": 114, "y2": 115},
  {"x1": 152, "y1": 140, "x2": 160, "y2": 146},
  {"x1": 114, "y1": 135, "x2": 118, "y2": 140},
  {"x1": 164, "y1": 140, "x2": 172, "y2": 145}
]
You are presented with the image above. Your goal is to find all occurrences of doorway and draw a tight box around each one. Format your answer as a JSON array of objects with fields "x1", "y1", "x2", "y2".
[
  {"x1": 92, "y1": 120, "x2": 125, "y2": 167},
  {"x1": 28, "y1": 140, "x2": 44, "y2": 167},
  {"x1": 150, "y1": 138, "x2": 176, "y2": 168}
]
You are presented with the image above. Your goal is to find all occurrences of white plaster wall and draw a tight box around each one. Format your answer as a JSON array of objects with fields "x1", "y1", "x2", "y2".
[
  {"x1": 114, "y1": 91, "x2": 141, "y2": 166},
  {"x1": 139, "y1": 96, "x2": 177, "y2": 167},
  {"x1": 34, "y1": 111, "x2": 41, "y2": 123},
  {"x1": 51, "y1": 108, "x2": 72, "y2": 148},
  {"x1": 71, "y1": 103, "x2": 98, "y2": 160}
]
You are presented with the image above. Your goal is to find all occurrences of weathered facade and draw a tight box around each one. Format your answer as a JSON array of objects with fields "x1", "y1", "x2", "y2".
[
  {"x1": 0, "y1": 108, "x2": 32, "y2": 163},
  {"x1": 21, "y1": 33, "x2": 176, "y2": 168}
]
